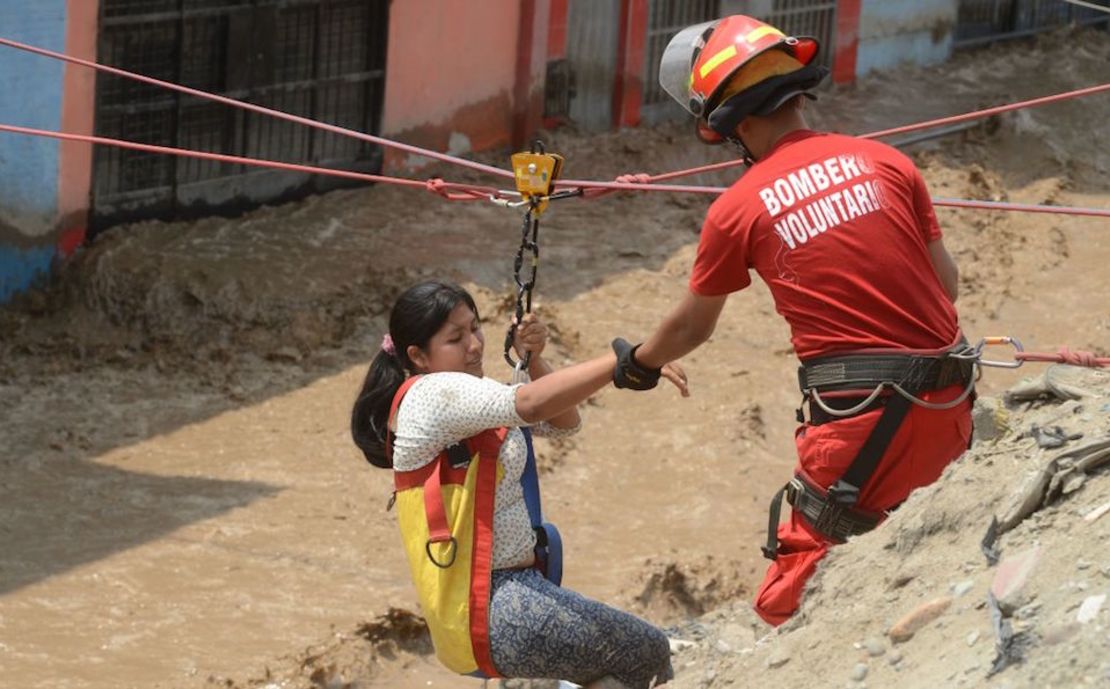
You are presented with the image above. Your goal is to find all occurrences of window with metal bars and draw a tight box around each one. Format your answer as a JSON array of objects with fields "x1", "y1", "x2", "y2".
[
  {"x1": 642, "y1": 0, "x2": 720, "y2": 112},
  {"x1": 955, "y1": 0, "x2": 1108, "y2": 48},
  {"x1": 91, "y1": 0, "x2": 389, "y2": 233}
]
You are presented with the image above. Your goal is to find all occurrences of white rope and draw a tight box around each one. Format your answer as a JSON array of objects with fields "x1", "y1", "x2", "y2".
[
  {"x1": 891, "y1": 363, "x2": 980, "y2": 410},
  {"x1": 1062, "y1": 0, "x2": 1110, "y2": 14},
  {"x1": 808, "y1": 383, "x2": 888, "y2": 418}
]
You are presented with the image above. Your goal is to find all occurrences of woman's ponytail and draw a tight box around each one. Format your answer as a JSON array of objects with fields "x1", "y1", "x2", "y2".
[{"x1": 351, "y1": 349, "x2": 407, "y2": 467}]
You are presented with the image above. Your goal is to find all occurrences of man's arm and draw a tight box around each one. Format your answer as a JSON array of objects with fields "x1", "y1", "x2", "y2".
[
  {"x1": 927, "y1": 238, "x2": 959, "y2": 302},
  {"x1": 631, "y1": 290, "x2": 729, "y2": 369}
]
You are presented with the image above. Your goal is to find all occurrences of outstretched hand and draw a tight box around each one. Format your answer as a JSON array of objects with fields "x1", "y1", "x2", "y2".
[{"x1": 661, "y1": 362, "x2": 690, "y2": 397}]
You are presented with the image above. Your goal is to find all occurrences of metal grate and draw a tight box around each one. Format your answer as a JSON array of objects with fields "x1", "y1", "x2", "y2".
[
  {"x1": 91, "y1": 0, "x2": 390, "y2": 231},
  {"x1": 543, "y1": 59, "x2": 575, "y2": 121},
  {"x1": 642, "y1": 0, "x2": 720, "y2": 110},
  {"x1": 955, "y1": 0, "x2": 1109, "y2": 48}
]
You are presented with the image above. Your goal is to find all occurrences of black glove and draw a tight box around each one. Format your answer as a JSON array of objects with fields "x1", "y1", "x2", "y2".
[{"x1": 612, "y1": 338, "x2": 661, "y2": 390}]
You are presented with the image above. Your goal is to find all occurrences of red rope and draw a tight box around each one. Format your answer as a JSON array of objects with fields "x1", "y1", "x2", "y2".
[
  {"x1": 566, "y1": 179, "x2": 1110, "y2": 217},
  {"x1": 7, "y1": 120, "x2": 1106, "y2": 218},
  {"x1": 1, "y1": 35, "x2": 1108, "y2": 218},
  {"x1": 0, "y1": 122, "x2": 506, "y2": 202},
  {"x1": 424, "y1": 178, "x2": 500, "y2": 202},
  {"x1": 864, "y1": 82, "x2": 1110, "y2": 140},
  {"x1": 0, "y1": 36, "x2": 514, "y2": 181},
  {"x1": 930, "y1": 198, "x2": 1110, "y2": 218},
  {"x1": 1016, "y1": 347, "x2": 1110, "y2": 368},
  {"x1": 562, "y1": 82, "x2": 1110, "y2": 186},
  {"x1": 6, "y1": 33, "x2": 1107, "y2": 194}
]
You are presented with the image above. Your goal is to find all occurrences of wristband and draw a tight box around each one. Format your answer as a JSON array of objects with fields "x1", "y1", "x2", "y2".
[{"x1": 612, "y1": 338, "x2": 662, "y2": 390}]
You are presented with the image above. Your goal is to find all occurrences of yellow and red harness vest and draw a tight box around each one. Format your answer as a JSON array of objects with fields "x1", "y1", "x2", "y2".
[{"x1": 388, "y1": 375, "x2": 562, "y2": 678}]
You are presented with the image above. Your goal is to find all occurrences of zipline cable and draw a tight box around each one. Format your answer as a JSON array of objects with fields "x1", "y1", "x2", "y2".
[
  {"x1": 2, "y1": 34, "x2": 1107, "y2": 193},
  {"x1": 0, "y1": 36, "x2": 514, "y2": 181},
  {"x1": 4, "y1": 121, "x2": 1109, "y2": 219},
  {"x1": 863, "y1": 82, "x2": 1110, "y2": 140},
  {"x1": 0, "y1": 122, "x2": 504, "y2": 199},
  {"x1": 1, "y1": 34, "x2": 1108, "y2": 218},
  {"x1": 561, "y1": 82, "x2": 1110, "y2": 185}
]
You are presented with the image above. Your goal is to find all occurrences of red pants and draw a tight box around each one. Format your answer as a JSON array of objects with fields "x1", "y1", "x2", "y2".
[{"x1": 753, "y1": 387, "x2": 973, "y2": 626}]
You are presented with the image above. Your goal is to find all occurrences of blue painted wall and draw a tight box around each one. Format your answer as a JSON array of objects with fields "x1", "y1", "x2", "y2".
[
  {"x1": 856, "y1": 0, "x2": 957, "y2": 77},
  {"x1": 0, "y1": 0, "x2": 69, "y2": 302}
]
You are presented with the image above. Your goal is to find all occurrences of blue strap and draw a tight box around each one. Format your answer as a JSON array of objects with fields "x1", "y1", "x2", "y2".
[
  {"x1": 520, "y1": 427, "x2": 563, "y2": 586},
  {"x1": 540, "y1": 523, "x2": 563, "y2": 586},
  {"x1": 520, "y1": 427, "x2": 544, "y2": 526}
]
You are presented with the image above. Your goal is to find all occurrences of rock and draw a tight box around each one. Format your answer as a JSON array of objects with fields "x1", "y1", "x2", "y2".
[
  {"x1": 267, "y1": 346, "x2": 302, "y2": 363},
  {"x1": 990, "y1": 546, "x2": 1042, "y2": 615},
  {"x1": 1041, "y1": 622, "x2": 1081, "y2": 645},
  {"x1": 951, "y1": 580, "x2": 975, "y2": 597},
  {"x1": 1084, "y1": 500, "x2": 1110, "y2": 523},
  {"x1": 889, "y1": 596, "x2": 953, "y2": 642},
  {"x1": 714, "y1": 639, "x2": 732, "y2": 654},
  {"x1": 1015, "y1": 601, "x2": 1041, "y2": 619},
  {"x1": 888, "y1": 650, "x2": 904, "y2": 666},
  {"x1": 972, "y1": 397, "x2": 1009, "y2": 442},
  {"x1": 717, "y1": 623, "x2": 755, "y2": 650},
  {"x1": 668, "y1": 638, "x2": 697, "y2": 652},
  {"x1": 1029, "y1": 424, "x2": 1080, "y2": 449},
  {"x1": 863, "y1": 637, "x2": 886, "y2": 657},
  {"x1": 850, "y1": 663, "x2": 869, "y2": 682},
  {"x1": 1061, "y1": 472, "x2": 1086, "y2": 494},
  {"x1": 1076, "y1": 593, "x2": 1106, "y2": 624},
  {"x1": 966, "y1": 630, "x2": 981, "y2": 646},
  {"x1": 766, "y1": 647, "x2": 791, "y2": 669}
]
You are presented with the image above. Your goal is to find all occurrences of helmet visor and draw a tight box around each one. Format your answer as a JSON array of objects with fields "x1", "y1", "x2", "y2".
[{"x1": 658, "y1": 20, "x2": 719, "y2": 116}]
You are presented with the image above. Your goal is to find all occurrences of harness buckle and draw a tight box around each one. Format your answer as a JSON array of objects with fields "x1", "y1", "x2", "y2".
[
  {"x1": 826, "y1": 479, "x2": 860, "y2": 506},
  {"x1": 787, "y1": 474, "x2": 882, "y2": 544}
]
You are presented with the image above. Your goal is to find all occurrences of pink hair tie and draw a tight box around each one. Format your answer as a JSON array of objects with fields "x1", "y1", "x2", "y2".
[{"x1": 381, "y1": 333, "x2": 396, "y2": 356}]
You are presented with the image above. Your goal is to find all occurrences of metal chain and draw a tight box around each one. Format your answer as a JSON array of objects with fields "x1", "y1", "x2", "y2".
[{"x1": 504, "y1": 198, "x2": 541, "y2": 372}]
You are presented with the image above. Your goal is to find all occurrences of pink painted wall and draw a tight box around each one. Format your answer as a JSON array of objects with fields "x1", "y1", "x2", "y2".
[
  {"x1": 381, "y1": 0, "x2": 530, "y2": 171},
  {"x1": 57, "y1": 0, "x2": 98, "y2": 256}
]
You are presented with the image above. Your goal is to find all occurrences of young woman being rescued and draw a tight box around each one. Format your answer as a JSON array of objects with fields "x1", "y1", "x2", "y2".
[{"x1": 351, "y1": 280, "x2": 685, "y2": 688}]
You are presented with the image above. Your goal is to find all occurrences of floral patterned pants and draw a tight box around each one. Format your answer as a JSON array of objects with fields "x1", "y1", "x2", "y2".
[{"x1": 488, "y1": 568, "x2": 673, "y2": 688}]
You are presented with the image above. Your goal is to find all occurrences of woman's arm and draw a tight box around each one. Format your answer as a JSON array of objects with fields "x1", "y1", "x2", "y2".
[
  {"x1": 514, "y1": 353, "x2": 616, "y2": 424},
  {"x1": 515, "y1": 313, "x2": 581, "y2": 430}
]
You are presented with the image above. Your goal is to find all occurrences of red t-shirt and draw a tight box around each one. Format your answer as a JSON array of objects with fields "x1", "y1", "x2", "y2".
[{"x1": 690, "y1": 130, "x2": 959, "y2": 360}]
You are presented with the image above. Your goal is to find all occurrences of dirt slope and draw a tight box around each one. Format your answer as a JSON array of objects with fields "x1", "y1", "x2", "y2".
[{"x1": 662, "y1": 367, "x2": 1110, "y2": 689}]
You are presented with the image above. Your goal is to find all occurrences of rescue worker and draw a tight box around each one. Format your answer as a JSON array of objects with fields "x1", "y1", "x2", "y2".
[
  {"x1": 352, "y1": 281, "x2": 682, "y2": 688},
  {"x1": 608, "y1": 15, "x2": 974, "y2": 625}
]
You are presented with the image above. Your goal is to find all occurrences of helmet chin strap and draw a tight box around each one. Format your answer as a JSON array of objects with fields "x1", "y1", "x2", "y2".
[{"x1": 726, "y1": 132, "x2": 756, "y2": 167}]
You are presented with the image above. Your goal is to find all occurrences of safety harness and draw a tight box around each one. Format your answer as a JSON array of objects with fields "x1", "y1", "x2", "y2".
[
  {"x1": 762, "y1": 339, "x2": 977, "y2": 559},
  {"x1": 388, "y1": 376, "x2": 562, "y2": 678}
]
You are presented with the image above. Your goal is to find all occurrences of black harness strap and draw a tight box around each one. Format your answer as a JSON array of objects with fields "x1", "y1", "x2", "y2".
[
  {"x1": 761, "y1": 484, "x2": 790, "y2": 560},
  {"x1": 829, "y1": 390, "x2": 914, "y2": 505},
  {"x1": 763, "y1": 352, "x2": 963, "y2": 559},
  {"x1": 763, "y1": 393, "x2": 912, "y2": 559}
]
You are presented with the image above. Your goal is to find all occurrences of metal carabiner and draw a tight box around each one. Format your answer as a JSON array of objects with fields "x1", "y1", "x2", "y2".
[{"x1": 974, "y1": 336, "x2": 1025, "y2": 368}]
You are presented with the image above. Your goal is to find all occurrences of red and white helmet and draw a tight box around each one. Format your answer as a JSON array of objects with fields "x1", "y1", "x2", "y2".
[{"x1": 659, "y1": 15, "x2": 827, "y2": 144}]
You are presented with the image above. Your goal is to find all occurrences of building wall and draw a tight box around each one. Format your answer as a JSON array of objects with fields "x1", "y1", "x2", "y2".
[
  {"x1": 0, "y1": 0, "x2": 95, "y2": 303},
  {"x1": 380, "y1": 0, "x2": 546, "y2": 171},
  {"x1": 855, "y1": 0, "x2": 957, "y2": 77}
]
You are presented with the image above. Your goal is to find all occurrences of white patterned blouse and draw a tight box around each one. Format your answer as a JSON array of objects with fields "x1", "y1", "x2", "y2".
[{"x1": 391, "y1": 371, "x2": 580, "y2": 569}]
